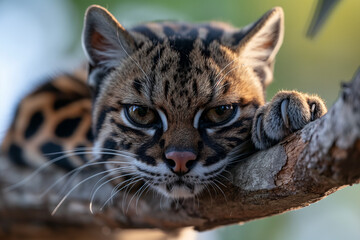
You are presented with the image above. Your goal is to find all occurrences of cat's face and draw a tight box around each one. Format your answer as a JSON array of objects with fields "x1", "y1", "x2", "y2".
[{"x1": 83, "y1": 5, "x2": 283, "y2": 198}]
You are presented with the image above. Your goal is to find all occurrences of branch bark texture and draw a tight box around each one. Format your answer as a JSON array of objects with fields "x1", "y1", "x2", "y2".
[{"x1": 1, "y1": 69, "x2": 360, "y2": 237}]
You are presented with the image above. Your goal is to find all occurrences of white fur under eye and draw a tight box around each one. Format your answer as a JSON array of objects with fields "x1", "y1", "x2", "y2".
[
  {"x1": 120, "y1": 109, "x2": 155, "y2": 136},
  {"x1": 193, "y1": 108, "x2": 204, "y2": 129},
  {"x1": 156, "y1": 109, "x2": 168, "y2": 132}
]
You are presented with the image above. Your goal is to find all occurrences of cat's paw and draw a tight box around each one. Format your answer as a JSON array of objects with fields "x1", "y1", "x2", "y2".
[{"x1": 252, "y1": 91, "x2": 327, "y2": 149}]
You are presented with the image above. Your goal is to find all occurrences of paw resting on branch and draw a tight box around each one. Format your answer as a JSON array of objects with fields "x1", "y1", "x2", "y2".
[{"x1": 1, "y1": 68, "x2": 360, "y2": 237}]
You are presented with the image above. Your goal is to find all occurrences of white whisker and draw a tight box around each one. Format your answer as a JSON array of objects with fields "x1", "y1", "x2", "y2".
[
  {"x1": 135, "y1": 182, "x2": 151, "y2": 215},
  {"x1": 116, "y1": 28, "x2": 151, "y2": 85},
  {"x1": 210, "y1": 181, "x2": 228, "y2": 204},
  {"x1": 100, "y1": 177, "x2": 143, "y2": 211},
  {"x1": 89, "y1": 172, "x2": 135, "y2": 213},
  {"x1": 5, "y1": 150, "x2": 136, "y2": 192},
  {"x1": 121, "y1": 176, "x2": 144, "y2": 212},
  {"x1": 44, "y1": 147, "x2": 135, "y2": 157},
  {"x1": 213, "y1": 178, "x2": 227, "y2": 188},
  {"x1": 214, "y1": 65, "x2": 241, "y2": 89},
  {"x1": 214, "y1": 58, "x2": 238, "y2": 81},
  {"x1": 41, "y1": 161, "x2": 131, "y2": 198},
  {"x1": 52, "y1": 166, "x2": 130, "y2": 215},
  {"x1": 126, "y1": 180, "x2": 149, "y2": 214}
]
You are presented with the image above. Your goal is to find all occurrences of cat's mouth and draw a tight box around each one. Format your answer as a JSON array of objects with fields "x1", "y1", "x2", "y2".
[
  {"x1": 166, "y1": 179, "x2": 195, "y2": 193},
  {"x1": 134, "y1": 164, "x2": 224, "y2": 199},
  {"x1": 154, "y1": 177, "x2": 204, "y2": 199}
]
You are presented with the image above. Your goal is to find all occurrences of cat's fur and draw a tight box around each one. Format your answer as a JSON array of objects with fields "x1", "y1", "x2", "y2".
[{"x1": 1, "y1": 5, "x2": 326, "y2": 199}]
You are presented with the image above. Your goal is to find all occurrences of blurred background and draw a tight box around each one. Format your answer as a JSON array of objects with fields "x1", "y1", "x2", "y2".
[{"x1": 0, "y1": 0, "x2": 359, "y2": 239}]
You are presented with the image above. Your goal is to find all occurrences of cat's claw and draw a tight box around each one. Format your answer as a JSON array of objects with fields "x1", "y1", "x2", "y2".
[
  {"x1": 252, "y1": 91, "x2": 327, "y2": 150},
  {"x1": 310, "y1": 103, "x2": 316, "y2": 121},
  {"x1": 256, "y1": 114, "x2": 263, "y2": 142},
  {"x1": 280, "y1": 99, "x2": 290, "y2": 129}
]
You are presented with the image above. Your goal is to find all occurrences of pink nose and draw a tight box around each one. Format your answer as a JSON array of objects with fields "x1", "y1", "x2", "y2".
[{"x1": 165, "y1": 151, "x2": 197, "y2": 173}]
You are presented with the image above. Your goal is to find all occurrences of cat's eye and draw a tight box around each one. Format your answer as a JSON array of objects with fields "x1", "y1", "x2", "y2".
[
  {"x1": 201, "y1": 105, "x2": 237, "y2": 127},
  {"x1": 125, "y1": 105, "x2": 159, "y2": 128}
]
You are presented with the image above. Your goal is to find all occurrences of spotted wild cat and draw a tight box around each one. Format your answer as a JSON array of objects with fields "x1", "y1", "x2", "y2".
[{"x1": 1, "y1": 5, "x2": 326, "y2": 199}]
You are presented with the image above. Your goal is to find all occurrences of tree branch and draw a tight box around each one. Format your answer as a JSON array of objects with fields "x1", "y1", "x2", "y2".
[{"x1": 1, "y1": 69, "x2": 360, "y2": 237}]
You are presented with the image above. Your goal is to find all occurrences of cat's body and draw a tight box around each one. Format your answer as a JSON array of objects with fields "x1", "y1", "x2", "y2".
[{"x1": 1, "y1": 5, "x2": 326, "y2": 200}]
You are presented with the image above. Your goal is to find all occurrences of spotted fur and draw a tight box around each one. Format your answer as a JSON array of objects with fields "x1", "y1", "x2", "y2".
[{"x1": 1, "y1": 5, "x2": 326, "y2": 199}]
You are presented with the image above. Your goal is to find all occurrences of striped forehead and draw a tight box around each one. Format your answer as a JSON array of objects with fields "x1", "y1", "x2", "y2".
[
  {"x1": 120, "y1": 22, "x2": 257, "y2": 116},
  {"x1": 130, "y1": 22, "x2": 247, "y2": 48}
]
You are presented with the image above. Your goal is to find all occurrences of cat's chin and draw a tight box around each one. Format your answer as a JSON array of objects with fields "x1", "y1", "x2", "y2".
[{"x1": 154, "y1": 183, "x2": 204, "y2": 199}]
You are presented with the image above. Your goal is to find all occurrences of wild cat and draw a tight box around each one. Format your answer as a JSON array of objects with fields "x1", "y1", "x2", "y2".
[{"x1": 1, "y1": 5, "x2": 326, "y2": 206}]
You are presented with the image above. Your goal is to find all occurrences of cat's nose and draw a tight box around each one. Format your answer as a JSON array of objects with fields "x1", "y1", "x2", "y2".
[{"x1": 165, "y1": 151, "x2": 197, "y2": 174}]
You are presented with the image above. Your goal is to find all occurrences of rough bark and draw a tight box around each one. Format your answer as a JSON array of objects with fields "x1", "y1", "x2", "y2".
[{"x1": 1, "y1": 68, "x2": 360, "y2": 238}]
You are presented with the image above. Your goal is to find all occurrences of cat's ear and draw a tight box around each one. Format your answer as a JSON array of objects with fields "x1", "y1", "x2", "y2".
[
  {"x1": 235, "y1": 7, "x2": 284, "y2": 87},
  {"x1": 82, "y1": 5, "x2": 136, "y2": 86}
]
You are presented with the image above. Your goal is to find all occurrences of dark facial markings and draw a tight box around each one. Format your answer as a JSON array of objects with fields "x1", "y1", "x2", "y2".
[
  {"x1": 198, "y1": 128, "x2": 227, "y2": 166},
  {"x1": 101, "y1": 138, "x2": 118, "y2": 160},
  {"x1": 151, "y1": 46, "x2": 165, "y2": 71},
  {"x1": 170, "y1": 38, "x2": 194, "y2": 70},
  {"x1": 215, "y1": 117, "x2": 252, "y2": 135},
  {"x1": 110, "y1": 118, "x2": 146, "y2": 137},
  {"x1": 95, "y1": 106, "x2": 118, "y2": 139},
  {"x1": 86, "y1": 128, "x2": 94, "y2": 142},
  {"x1": 132, "y1": 78, "x2": 143, "y2": 95},
  {"x1": 224, "y1": 137, "x2": 246, "y2": 146},
  {"x1": 91, "y1": 24, "x2": 261, "y2": 179},
  {"x1": 222, "y1": 81, "x2": 230, "y2": 94},
  {"x1": 164, "y1": 80, "x2": 170, "y2": 99},
  {"x1": 135, "y1": 128, "x2": 163, "y2": 166},
  {"x1": 192, "y1": 80, "x2": 198, "y2": 97}
]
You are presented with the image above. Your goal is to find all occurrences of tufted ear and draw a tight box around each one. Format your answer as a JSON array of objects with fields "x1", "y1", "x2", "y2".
[
  {"x1": 235, "y1": 7, "x2": 284, "y2": 87},
  {"x1": 82, "y1": 5, "x2": 136, "y2": 87}
]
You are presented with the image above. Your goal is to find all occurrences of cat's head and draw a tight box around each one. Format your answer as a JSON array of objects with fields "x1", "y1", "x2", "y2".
[{"x1": 82, "y1": 5, "x2": 284, "y2": 199}]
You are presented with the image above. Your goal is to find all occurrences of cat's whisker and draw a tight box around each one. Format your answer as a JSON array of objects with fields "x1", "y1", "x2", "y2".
[
  {"x1": 214, "y1": 65, "x2": 241, "y2": 89},
  {"x1": 5, "y1": 149, "x2": 137, "y2": 192},
  {"x1": 44, "y1": 147, "x2": 136, "y2": 157},
  {"x1": 135, "y1": 182, "x2": 151, "y2": 215},
  {"x1": 89, "y1": 172, "x2": 125, "y2": 212},
  {"x1": 123, "y1": 178, "x2": 144, "y2": 211},
  {"x1": 52, "y1": 166, "x2": 132, "y2": 215},
  {"x1": 213, "y1": 178, "x2": 227, "y2": 188},
  {"x1": 210, "y1": 181, "x2": 228, "y2": 204},
  {"x1": 217, "y1": 82, "x2": 231, "y2": 93},
  {"x1": 110, "y1": 175, "x2": 141, "y2": 200},
  {"x1": 4, "y1": 152, "x2": 97, "y2": 192},
  {"x1": 108, "y1": 181, "x2": 124, "y2": 206},
  {"x1": 116, "y1": 29, "x2": 151, "y2": 85},
  {"x1": 121, "y1": 176, "x2": 143, "y2": 212},
  {"x1": 100, "y1": 176, "x2": 143, "y2": 212},
  {"x1": 89, "y1": 169, "x2": 124, "y2": 199},
  {"x1": 217, "y1": 173, "x2": 231, "y2": 182},
  {"x1": 196, "y1": 192, "x2": 200, "y2": 208},
  {"x1": 214, "y1": 58, "x2": 239, "y2": 81},
  {"x1": 202, "y1": 183, "x2": 214, "y2": 205},
  {"x1": 90, "y1": 173, "x2": 136, "y2": 214},
  {"x1": 45, "y1": 163, "x2": 133, "y2": 199},
  {"x1": 57, "y1": 162, "x2": 132, "y2": 198},
  {"x1": 222, "y1": 169, "x2": 232, "y2": 175},
  {"x1": 89, "y1": 172, "x2": 135, "y2": 214}
]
